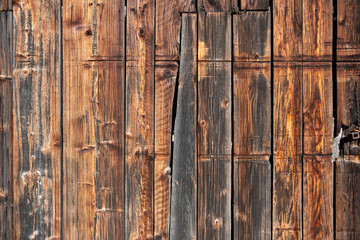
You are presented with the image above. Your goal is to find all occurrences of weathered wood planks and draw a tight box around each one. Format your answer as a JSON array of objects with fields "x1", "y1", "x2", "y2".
[
  {"x1": 170, "y1": 13, "x2": 197, "y2": 240},
  {"x1": 197, "y1": 0, "x2": 238, "y2": 12},
  {"x1": 0, "y1": 0, "x2": 11, "y2": 10},
  {"x1": 241, "y1": 0, "x2": 269, "y2": 10}
]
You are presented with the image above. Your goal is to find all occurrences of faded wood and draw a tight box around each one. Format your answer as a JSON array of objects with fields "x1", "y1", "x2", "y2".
[
  {"x1": 303, "y1": 156, "x2": 333, "y2": 239},
  {"x1": 303, "y1": 63, "x2": 333, "y2": 155},
  {"x1": 197, "y1": 0, "x2": 238, "y2": 12},
  {"x1": 198, "y1": 12, "x2": 232, "y2": 62},
  {"x1": 337, "y1": 0, "x2": 360, "y2": 61},
  {"x1": 154, "y1": 61, "x2": 178, "y2": 239},
  {"x1": 302, "y1": 0, "x2": 332, "y2": 61},
  {"x1": 198, "y1": 62, "x2": 231, "y2": 239},
  {"x1": 233, "y1": 62, "x2": 271, "y2": 155},
  {"x1": 233, "y1": 12, "x2": 271, "y2": 62},
  {"x1": 0, "y1": 0, "x2": 11, "y2": 10},
  {"x1": 155, "y1": 0, "x2": 195, "y2": 60},
  {"x1": 273, "y1": 62, "x2": 303, "y2": 240},
  {"x1": 0, "y1": 11, "x2": 12, "y2": 79},
  {"x1": 170, "y1": 13, "x2": 197, "y2": 240},
  {"x1": 241, "y1": 0, "x2": 269, "y2": 10}
]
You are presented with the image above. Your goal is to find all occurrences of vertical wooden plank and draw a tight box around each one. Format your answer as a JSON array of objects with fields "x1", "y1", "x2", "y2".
[
  {"x1": 233, "y1": 62, "x2": 271, "y2": 156},
  {"x1": 273, "y1": 0, "x2": 303, "y2": 61},
  {"x1": 273, "y1": 63, "x2": 303, "y2": 240},
  {"x1": 155, "y1": 0, "x2": 195, "y2": 60},
  {"x1": 336, "y1": 156, "x2": 360, "y2": 239},
  {"x1": 170, "y1": 13, "x2": 197, "y2": 240},
  {"x1": 241, "y1": 0, "x2": 269, "y2": 10},
  {"x1": 303, "y1": 63, "x2": 333, "y2": 155},
  {"x1": 233, "y1": 12, "x2": 271, "y2": 62},
  {"x1": 302, "y1": 0, "x2": 332, "y2": 61},
  {"x1": 337, "y1": 0, "x2": 360, "y2": 61},
  {"x1": 198, "y1": 12, "x2": 232, "y2": 62},
  {"x1": 0, "y1": 0, "x2": 12, "y2": 10},
  {"x1": 126, "y1": 0, "x2": 154, "y2": 238},
  {"x1": 12, "y1": 0, "x2": 61, "y2": 239},
  {"x1": 303, "y1": 156, "x2": 333, "y2": 239},
  {"x1": 197, "y1": 0, "x2": 238, "y2": 12},
  {"x1": 234, "y1": 156, "x2": 271, "y2": 240},
  {"x1": 198, "y1": 62, "x2": 231, "y2": 239},
  {"x1": 0, "y1": 11, "x2": 12, "y2": 79},
  {"x1": 336, "y1": 63, "x2": 360, "y2": 155},
  {"x1": 154, "y1": 61, "x2": 178, "y2": 239}
]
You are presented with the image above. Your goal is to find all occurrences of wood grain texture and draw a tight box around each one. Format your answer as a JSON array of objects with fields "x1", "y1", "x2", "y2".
[
  {"x1": 273, "y1": 63, "x2": 302, "y2": 240},
  {"x1": 273, "y1": 0, "x2": 302, "y2": 61},
  {"x1": 303, "y1": 156, "x2": 333, "y2": 240},
  {"x1": 234, "y1": 62, "x2": 271, "y2": 156},
  {"x1": 336, "y1": 156, "x2": 360, "y2": 239},
  {"x1": 12, "y1": 0, "x2": 61, "y2": 239},
  {"x1": 233, "y1": 157, "x2": 271, "y2": 240},
  {"x1": 197, "y1": 0, "x2": 238, "y2": 12},
  {"x1": 198, "y1": 62, "x2": 231, "y2": 239},
  {"x1": 154, "y1": 61, "x2": 178, "y2": 240},
  {"x1": 303, "y1": 63, "x2": 333, "y2": 155},
  {"x1": 302, "y1": 0, "x2": 332, "y2": 61},
  {"x1": 198, "y1": 12, "x2": 231, "y2": 62},
  {"x1": 170, "y1": 13, "x2": 197, "y2": 240},
  {"x1": 337, "y1": 0, "x2": 360, "y2": 61},
  {"x1": 0, "y1": 11, "x2": 12, "y2": 79},
  {"x1": 0, "y1": 0, "x2": 12, "y2": 10},
  {"x1": 155, "y1": 0, "x2": 195, "y2": 60},
  {"x1": 233, "y1": 12, "x2": 271, "y2": 62},
  {"x1": 241, "y1": 0, "x2": 269, "y2": 10},
  {"x1": 336, "y1": 63, "x2": 360, "y2": 155}
]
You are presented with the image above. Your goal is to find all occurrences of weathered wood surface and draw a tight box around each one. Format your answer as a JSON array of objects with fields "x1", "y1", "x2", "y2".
[
  {"x1": 336, "y1": 156, "x2": 360, "y2": 239},
  {"x1": 154, "y1": 61, "x2": 178, "y2": 239},
  {"x1": 198, "y1": 12, "x2": 231, "y2": 62},
  {"x1": 234, "y1": 62, "x2": 271, "y2": 155},
  {"x1": 0, "y1": 11, "x2": 12, "y2": 79},
  {"x1": 0, "y1": 0, "x2": 11, "y2": 10},
  {"x1": 198, "y1": 62, "x2": 231, "y2": 239},
  {"x1": 241, "y1": 0, "x2": 269, "y2": 10},
  {"x1": 273, "y1": 63, "x2": 303, "y2": 240},
  {"x1": 337, "y1": 0, "x2": 360, "y2": 61},
  {"x1": 170, "y1": 13, "x2": 197, "y2": 240},
  {"x1": 197, "y1": 0, "x2": 238, "y2": 12},
  {"x1": 155, "y1": 0, "x2": 195, "y2": 60},
  {"x1": 233, "y1": 12, "x2": 271, "y2": 62}
]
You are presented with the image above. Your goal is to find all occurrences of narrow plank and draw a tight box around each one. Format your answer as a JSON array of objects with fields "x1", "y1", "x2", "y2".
[
  {"x1": 336, "y1": 156, "x2": 360, "y2": 239},
  {"x1": 154, "y1": 61, "x2": 178, "y2": 239},
  {"x1": 197, "y1": 0, "x2": 238, "y2": 12},
  {"x1": 336, "y1": 63, "x2": 360, "y2": 155},
  {"x1": 273, "y1": 62, "x2": 303, "y2": 240},
  {"x1": 273, "y1": 0, "x2": 302, "y2": 61},
  {"x1": 170, "y1": 13, "x2": 197, "y2": 240},
  {"x1": 303, "y1": 63, "x2": 333, "y2": 155},
  {"x1": 241, "y1": 0, "x2": 269, "y2": 10},
  {"x1": 337, "y1": 0, "x2": 360, "y2": 61},
  {"x1": 63, "y1": 0, "x2": 124, "y2": 61},
  {"x1": 12, "y1": 1, "x2": 61, "y2": 239},
  {"x1": 233, "y1": 157, "x2": 271, "y2": 240},
  {"x1": 198, "y1": 12, "x2": 231, "y2": 62},
  {"x1": 233, "y1": 62, "x2": 271, "y2": 156},
  {"x1": 303, "y1": 156, "x2": 333, "y2": 239},
  {"x1": 302, "y1": 0, "x2": 333, "y2": 61},
  {"x1": 0, "y1": 0, "x2": 12, "y2": 10},
  {"x1": 0, "y1": 11, "x2": 12, "y2": 79},
  {"x1": 198, "y1": 62, "x2": 231, "y2": 239},
  {"x1": 155, "y1": 0, "x2": 195, "y2": 60},
  {"x1": 233, "y1": 12, "x2": 271, "y2": 62}
]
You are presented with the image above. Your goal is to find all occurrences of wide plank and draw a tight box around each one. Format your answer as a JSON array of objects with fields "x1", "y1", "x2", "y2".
[
  {"x1": 197, "y1": 0, "x2": 238, "y2": 12},
  {"x1": 241, "y1": 0, "x2": 269, "y2": 10}
]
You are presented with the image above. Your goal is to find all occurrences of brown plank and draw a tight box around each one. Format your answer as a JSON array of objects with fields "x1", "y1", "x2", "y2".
[
  {"x1": 197, "y1": 0, "x2": 238, "y2": 12},
  {"x1": 233, "y1": 157, "x2": 271, "y2": 240},
  {"x1": 273, "y1": 63, "x2": 303, "y2": 240},
  {"x1": 336, "y1": 63, "x2": 360, "y2": 155},
  {"x1": 241, "y1": 0, "x2": 269, "y2": 10},
  {"x1": 154, "y1": 61, "x2": 178, "y2": 239},
  {"x1": 155, "y1": 0, "x2": 195, "y2": 60},
  {"x1": 198, "y1": 12, "x2": 231, "y2": 62},
  {"x1": 12, "y1": 1, "x2": 61, "y2": 239},
  {"x1": 337, "y1": 0, "x2": 360, "y2": 61},
  {"x1": 0, "y1": 0, "x2": 12, "y2": 10},
  {"x1": 233, "y1": 62, "x2": 271, "y2": 156},
  {"x1": 198, "y1": 62, "x2": 231, "y2": 239},
  {"x1": 0, "y1": 11, "x2": 12, "y2": 79},
  {"x1": 233, "y1": 12, "x2": 271, "y2": 62},
  {"x1": 303, "y1": 63, "x2": 333, "y2": 155},
  {"x1": 336, "y1": 156, "x2": 360, "y2": 239},
  {"x1": 273, "y1": 0, "x2": 302, "y2": 61},
  {"x1": 170, "y1": 13, "x2": 197, "y2": 240},
  {"x1": 302, "y1": 0, "x2": 333, "y2": 61},
  {"x1": 63, "y1": 0, "x2": 124, "y2": 61},
  {"x1": 303, "y1": 156, "x2": 333, "y2": 239}
]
